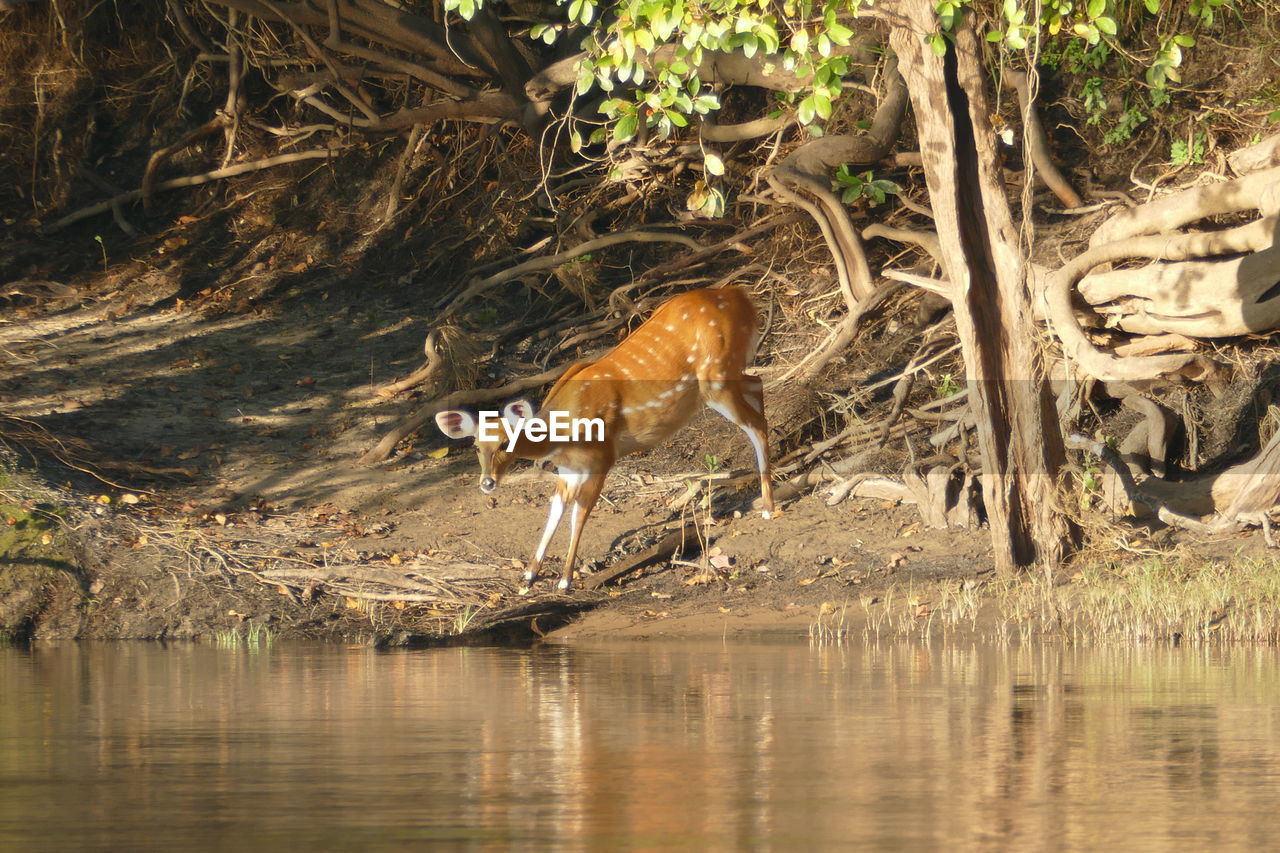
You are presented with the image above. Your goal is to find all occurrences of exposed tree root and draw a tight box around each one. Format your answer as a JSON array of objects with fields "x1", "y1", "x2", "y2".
[
  {"x1": 1068, "y1": 430, "x2": 1280, "y2": 544},
  {"x1": 1005, "y1": 69, "x2": 1081, "y2": 209},
  {"x1": 766, "y1": 55, "x2": 908, "y2": 309},
  {"x1": 1228, "y1": 131, "x2": 1280, "y2": 176}
]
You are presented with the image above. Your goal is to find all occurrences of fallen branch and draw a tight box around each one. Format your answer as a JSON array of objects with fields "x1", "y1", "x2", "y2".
[
  {"x1": 440, "y1": 229, "x2": 704, "y2": 316},
  {"x1": 582, "y1": 520, "x2": 701, "y2": 589},
  {"x1": 141, "y1": 118, "x2": 230, "y2": 207},
  {"x1": 375, "y1": 329, "x2": 443, "y2": 397},
  {"x1": 44, "y1": 149, "x2": 334, "y2": 232}
]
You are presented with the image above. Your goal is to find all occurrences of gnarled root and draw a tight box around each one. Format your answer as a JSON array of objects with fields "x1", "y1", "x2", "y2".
[
  {"x1": 1045, "y1": 166, "x2": 1280, "y2": 381},
  {"x1": 766, "y1": 54, "x2": 908, "y2": 313}
]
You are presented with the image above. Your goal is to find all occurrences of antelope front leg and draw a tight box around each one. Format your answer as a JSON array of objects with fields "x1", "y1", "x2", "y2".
[
  {"x1": 525, "y1": 490, "x2": 567, "y2": 585},
  {"x1": 556, "y1": 473, "x2": 606, "y2": 592}
]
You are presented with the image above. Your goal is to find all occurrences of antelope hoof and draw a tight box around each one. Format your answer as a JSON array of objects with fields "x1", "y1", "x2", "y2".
[
  {"x1": 522, "y1": 569, "x2": 537, "y2": 584},
  {"x1": 556, "y1": 577, "x2": 572, "y2": 592},
  {"x1": 762, "y1": 509, "x2": 774, "y2": 520}
]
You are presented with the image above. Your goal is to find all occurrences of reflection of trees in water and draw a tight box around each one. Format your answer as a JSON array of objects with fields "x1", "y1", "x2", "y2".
[{"x1": 3, "y1": 642, "x2": 1279, "y2": 847}]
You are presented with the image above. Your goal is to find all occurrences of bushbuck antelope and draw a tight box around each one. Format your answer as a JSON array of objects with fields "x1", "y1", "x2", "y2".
[{"x1": 435, "y1": 286, "x2": 776, "y2": 591}]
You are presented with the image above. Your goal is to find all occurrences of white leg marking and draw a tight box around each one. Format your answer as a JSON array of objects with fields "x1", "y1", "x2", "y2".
[
  {"x1": 707, "y1": 401, "x2": 769, "y2": 475},
  {"x1": 534, "y1": 493, "x2": 566, "y2": 564}
]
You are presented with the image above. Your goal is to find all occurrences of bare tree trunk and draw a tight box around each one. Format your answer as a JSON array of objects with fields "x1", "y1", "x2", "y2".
[{"x1": 884, "y1": 1, "x2": 1077, "y2": 575}]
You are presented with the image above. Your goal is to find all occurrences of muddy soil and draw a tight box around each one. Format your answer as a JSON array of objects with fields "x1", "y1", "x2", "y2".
[{"x1": 1, "y1": 270, "x2": 994, "y2": 643}]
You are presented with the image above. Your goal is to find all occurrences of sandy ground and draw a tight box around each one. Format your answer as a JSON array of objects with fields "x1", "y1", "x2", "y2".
[{"x1": 1, "y1": 276, "x2": 993, "y2": 641}]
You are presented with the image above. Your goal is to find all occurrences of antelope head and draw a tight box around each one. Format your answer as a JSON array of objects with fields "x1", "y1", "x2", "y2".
[{"x1": 435, "y1": 399, "x2": 536, "y2": 493}]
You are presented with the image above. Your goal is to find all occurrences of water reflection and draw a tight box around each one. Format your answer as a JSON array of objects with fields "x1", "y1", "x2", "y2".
[{"x1": 2, "y1": 641, "x2": 1278, "y2": 850}]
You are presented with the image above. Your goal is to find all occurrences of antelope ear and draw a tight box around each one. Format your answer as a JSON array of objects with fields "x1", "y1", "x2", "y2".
[
  {"x1": 502, "y1": 399, "x2": 536, "y2": 426},
  {"x1": 435, "y1": 410, "x2": 478, "y2": 439}
]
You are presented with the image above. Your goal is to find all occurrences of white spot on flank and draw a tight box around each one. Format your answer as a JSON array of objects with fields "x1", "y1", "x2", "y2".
[
  {"x1": 682, "y1": 312, "x2": 689, "y2": 320},
  {"x1": 708, "y1": 319, "x2": 718, "y2": 328},
  {"x1": 666, "y1": 324, "x2": 676, "y2": 332},
  {"x1": 621, "y1": 406, "x2": 633, "y2": 414},
  {"x1": 711, "y1": 381, "x2": 724, "y2": 391}
]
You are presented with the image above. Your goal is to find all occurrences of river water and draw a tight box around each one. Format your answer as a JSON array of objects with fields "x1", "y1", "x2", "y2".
[{"x1": 2, "y1": 639, "x2": 1278, "y2": 850}]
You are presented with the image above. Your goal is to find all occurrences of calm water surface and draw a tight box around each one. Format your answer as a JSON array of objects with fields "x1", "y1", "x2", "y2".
[{"x1": 3, "y1": 639, "x2": 1279, "y2": 850}]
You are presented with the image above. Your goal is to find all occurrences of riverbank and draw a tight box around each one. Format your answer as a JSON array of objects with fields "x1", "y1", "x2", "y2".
[
  {"x1": 2, "y1": 206, "x2": 1275, "y2": 648},
  {"x1": 5, "y1": 453, "x2": 1278, "y2": 646}
]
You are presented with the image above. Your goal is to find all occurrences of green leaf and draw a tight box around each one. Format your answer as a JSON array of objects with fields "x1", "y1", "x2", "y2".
[
  {"x1": 576, "y1": 61, "x2": 595, "y2": 95},
  {"x1": 1143, "y1": 0, "x2": 1159, "y2": 12},
  {"x1": 872, "y1": 179, "x2": 901, "y2": 196},
  {"x1": 1173, "y1": 34, "x2": 1196, "y2": 47},
  {"x1": 813, "y1": 91, "x2": 832, "y2": 120},
  {"x1": 936, "y1": 1, "x2": 956, "y2": 30},
  {"x1": 704, "y1": 151, "x2": 725, "y2": 176},
  {"x1": 1087, "y1": 0, "x2": 1105, "y2": 19},
  {"x1": 614, "y1": 113, "x2": 638, "y2": 141},
  {"x1": 1095, "y1": 15, "x2": 1116, "y2": 35},
  {"x1": 928, "y1": 33, "x2": 947, "y2": 57},
  {"x1": 986, "y1": 29, "x2": 1004, "y2": 42},
  {"x1": 797, "y1": 95, "x2": 816, "y2": 125}
]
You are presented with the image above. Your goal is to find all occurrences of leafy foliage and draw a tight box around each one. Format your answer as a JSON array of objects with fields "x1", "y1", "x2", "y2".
[
  {"x1": 443, "y1": 0, "x2": 1216, "y2": 149},
  {"x1": 833, "y1": 166, "x2": 900, "y2": 205}
]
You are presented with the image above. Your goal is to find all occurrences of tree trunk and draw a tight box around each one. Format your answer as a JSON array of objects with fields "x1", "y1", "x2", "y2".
[{"x1": 884, "y1": 2, "x2": 1078, "y2": 575}]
